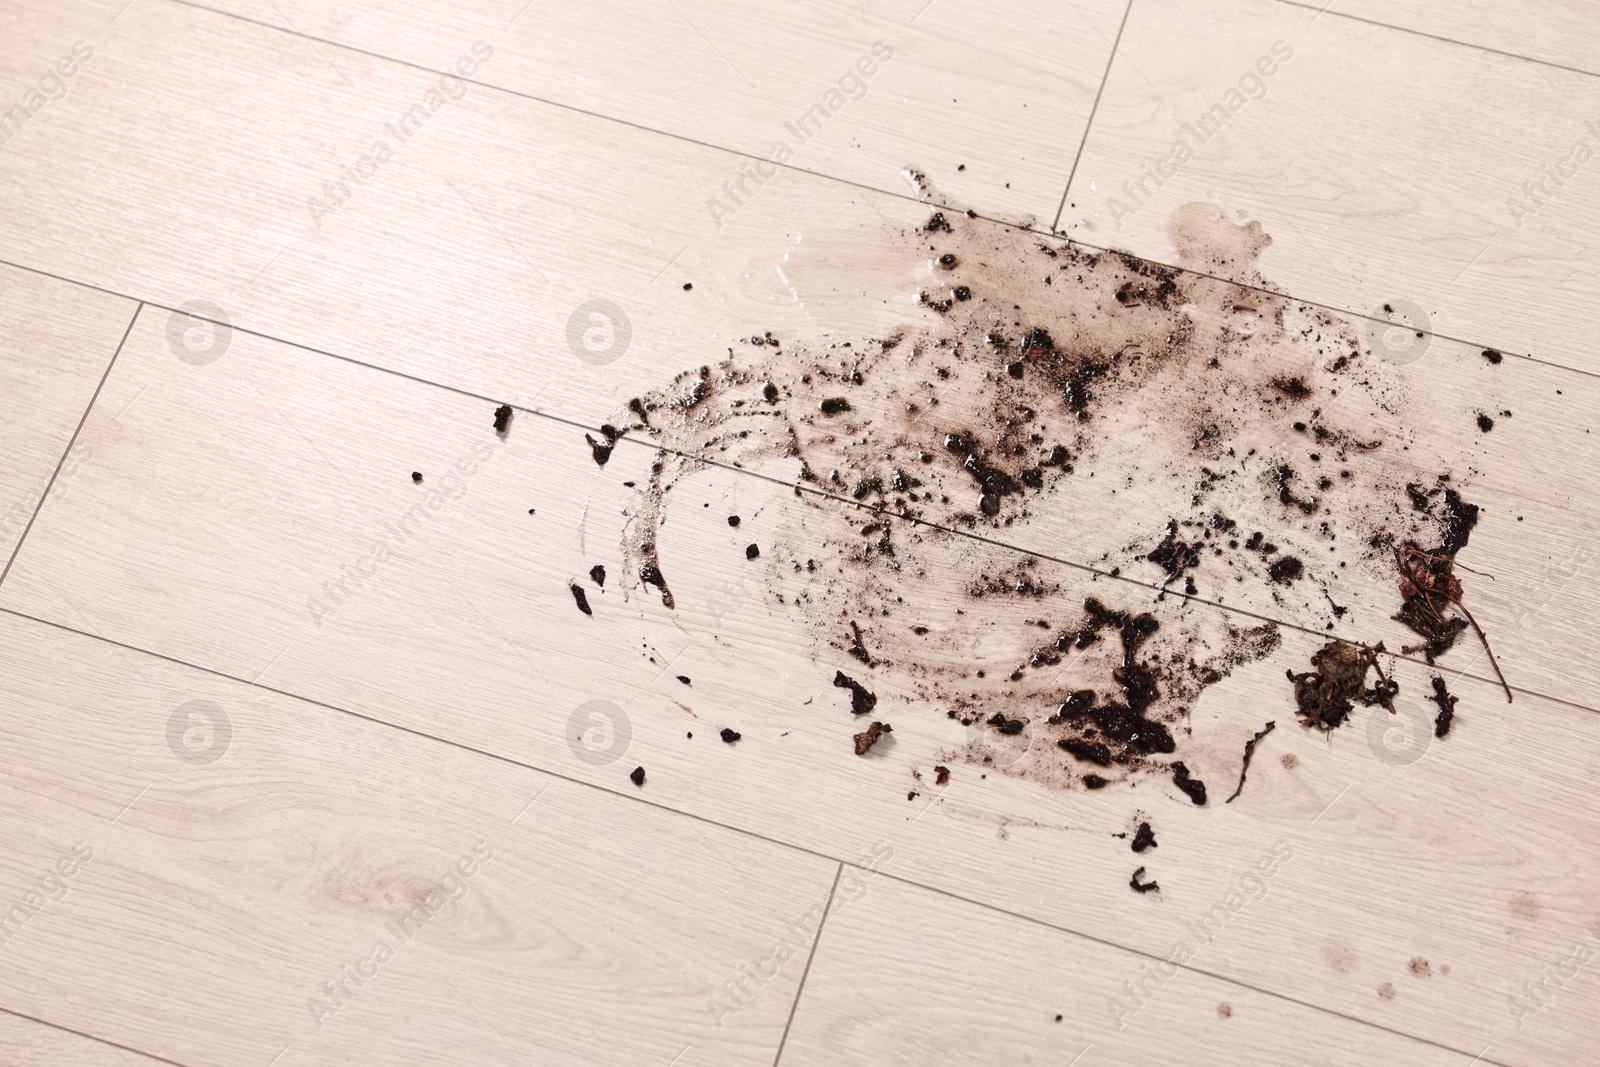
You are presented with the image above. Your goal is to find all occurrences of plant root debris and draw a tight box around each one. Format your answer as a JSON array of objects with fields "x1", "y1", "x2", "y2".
[
  {"x1": 607, "y1": 198, "x2": 1506, "y2": 796},
  {"x1": 1130, "y1": 867, "x2": 1160, "y2": 893},
  {"x1": 1288, "y1": 641, "x2": 1396, "y2": 731},
  {"x1": 1225, "y1": 720, "x2": 1275, "y2": 803},
  {"x1": 854, "y1": 721, "x2": 893, "y2": 755},
  {"x1": 1392, "y1": 491, "x2": 1511, "y2": 701}
]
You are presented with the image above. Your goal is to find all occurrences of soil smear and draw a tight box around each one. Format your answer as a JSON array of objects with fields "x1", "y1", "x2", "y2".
[{"x1": 606, "y1": 197, "x2": 1503, "y2": 795}]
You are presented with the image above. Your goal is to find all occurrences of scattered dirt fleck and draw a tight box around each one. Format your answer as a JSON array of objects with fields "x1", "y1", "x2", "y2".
[
  {"x1": 1171, "y1": 761, "x2": 1207, "y2": 806},
  {"x1": 1280, "y1": 753, "x2": 1298, "y2": 769},
  {"x1": 935, "y1": 764, "x2": 950, "y2": 785},
  {"x1": 494, "y1": 404, "x2": 512, "y2": 434},
  {"x1": 569, "y1": 583, "x2": 593, "y2": 616},
  {"x1": 1130, "y1": 866, "x2": 1160, "y2": 893},
  {"x1": 1430, "y1": 676, "x2": 1457, "y2": 738},
  {"x1": 833, "y1": 671, "x2": 878, "y2": 714},
  {"x1": 590, "y1": 564, "x2": 606, "y2": 587},
  {"x1": 630, "y1": 766, "x2": 645, "y2": 786},
  {"x1": 1217, "y1": 1003, "x2": 1232, "y2": 1019},
  {"x1": 676, "y1": 674, "x2": 691, "y2": 686},
  {"x1": 720, "y1": 728, "x2": 742, "y2": 744},
  {"x1": 1409, "y1": 957, "x2": 1431, "y2": 977},
  {"x1": 1131, "y1": 821, "x2": 1157, "y2": 852}
]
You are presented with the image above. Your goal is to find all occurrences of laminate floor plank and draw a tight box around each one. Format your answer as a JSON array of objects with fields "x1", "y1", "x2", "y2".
[
  {"x1": 1, "y1": 307, "x2": 1595, "y2": 1065},
  {"x1": 778, "y1": 872, "x2": 1497, "y2": 1067},
  {"x1": 5, "y1": 0, "x2": 1596, "y2": 717},
  {"x1": 1281, "y1": 0, "x2": 1600, "y2": 77},
  {"x1": 0, "y1": 265, "x2": 135, "y2": 573},
  {"x1": 0, "y1": 1012, "x2": 172, "y2": 1067},
  {"x1": 179, "y1": 0, "x2": 1127, "y2": 224},
  {"x1": 1059, "y1": 0, "x2": 1600, "y2": 377},
  {"x1": 0, "y1": 611, "x2": 838, "y2": 1067}
]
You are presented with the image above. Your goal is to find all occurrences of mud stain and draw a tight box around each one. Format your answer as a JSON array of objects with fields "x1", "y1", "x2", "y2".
[{"x1": 608, "y1": 199, "x2": 1478, "y2": 793}]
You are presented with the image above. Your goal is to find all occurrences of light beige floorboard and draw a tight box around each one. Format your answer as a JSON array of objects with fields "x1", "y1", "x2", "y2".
[
  {"x1": 0, "y1": 265, "x2": 133, "y2": 572},
  {"x1": 2, "y1": 308, "x2": 1596, "y2": 1064},
  {"x1": 1287, "y1": 0, "x2": 1600, "y2": 76},
  {"x1": 0, "y1": 1012, "x2": 171, "y2": 1067},
  {"x1": 0, "y1": 0, "x2": 931, "y2": 424},
  {"x1": 182, "y1": 0, "x2": 1126, "y2": 223},
  {"x1": 7, "y1": 0, "x2": 1597, "y2": 715},
  {"x1": 779, "y1": 871, "x2": 1495, "y2": 1067},
  {"x1": 1059, "y1": 0, "x2": 1600, "y2": 376},
  {"x1": 0, "y1": 611, "x2": 837, "y2": 1066}
]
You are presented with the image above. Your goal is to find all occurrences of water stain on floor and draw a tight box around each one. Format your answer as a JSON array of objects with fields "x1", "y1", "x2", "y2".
[{"x1": 607, "y1": 199, "x2": 1482, "y2": 793}]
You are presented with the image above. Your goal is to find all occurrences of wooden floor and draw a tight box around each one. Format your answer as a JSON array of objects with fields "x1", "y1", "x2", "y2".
[{"x1": 1, "y1": 1, "x2": 1597, "y2": 1064}]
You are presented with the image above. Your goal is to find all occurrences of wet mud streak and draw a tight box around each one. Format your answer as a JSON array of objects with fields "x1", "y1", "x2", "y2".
[{"x1": 611, "y1": 201, "x2": 1483, "y2": 793}]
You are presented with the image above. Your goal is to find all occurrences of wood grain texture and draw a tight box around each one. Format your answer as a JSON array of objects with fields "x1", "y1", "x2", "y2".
[
  {"x1": 1290, "y1": 0, "x2": 1600, "y2": 76},
  {"x1": 780, "y1": 871, "x2": 1485, "y2": 1066},
  {"x1": 1060, "y1": 0, "x2": 1600, "y2": 375},
  {"x1": 0, "y1": 1012, "x2": 170, "y2": 1067},
  {"x1": 184, "y1": 0, "x2": 1126, "y2": 223},
  {"x1": 0, "y1": 0, "x2": 1094, "y2": 433},
  {"x1": 7, "y1": 0, "x2": 1597, "y2": 711},
  {"x1": 0, "y1": 265, "x2": 133, "y2": 572},
  {"x1": 3, "y1": 307, "x2": 1597, "y2": 1065},
  {"x1": 0, "y1": 611, "x2": 837, "y2": 1066}
]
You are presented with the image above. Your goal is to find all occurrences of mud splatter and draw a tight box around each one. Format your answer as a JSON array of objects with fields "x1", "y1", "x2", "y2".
[{"x1": 608, "y1": 201, "x2": 1484, "y2": 793}]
